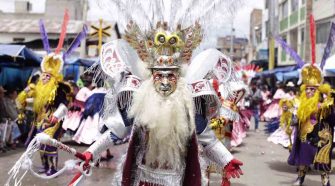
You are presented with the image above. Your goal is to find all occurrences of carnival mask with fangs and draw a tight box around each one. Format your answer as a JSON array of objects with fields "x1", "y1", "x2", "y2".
[{"x1": 152, "y1": 69, "x2": 179, "y2": 97}]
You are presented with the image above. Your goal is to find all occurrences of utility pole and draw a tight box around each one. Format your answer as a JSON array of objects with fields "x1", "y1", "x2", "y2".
[
  {"x1": 90, "y1": 19, "x2": 111, "y2": 55},
  {"x1": 268, "y1": 0, "x2": 276, "y2": 70}
]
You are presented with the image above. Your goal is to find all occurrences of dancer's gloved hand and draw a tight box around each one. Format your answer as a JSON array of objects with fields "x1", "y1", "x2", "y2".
[
  {"x1": 221, "y1": 178, "x2": 230, "y2": 186},
  {"x1": 221, "y1": 158, "x2": 243, "y2": 186},
  {"x1": 82, "y1": 151, "x2": 93, "y2": 170},
  {"x1": 48, "y1": 116, "x2": 59, "y2": 125},
  {"x1": 224, "y1": 158, "x2": 243, "y2": 179}
]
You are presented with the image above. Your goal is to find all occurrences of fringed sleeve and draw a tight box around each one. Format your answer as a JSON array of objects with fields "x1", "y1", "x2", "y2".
[{"x1": 16, "y1": 90, "x2": 28, "y2": 109}]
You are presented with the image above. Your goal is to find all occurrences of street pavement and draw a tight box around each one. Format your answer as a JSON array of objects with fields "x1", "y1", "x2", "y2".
[{"x1": 0, "y1": 122, "x2": 334, "y2": 186}]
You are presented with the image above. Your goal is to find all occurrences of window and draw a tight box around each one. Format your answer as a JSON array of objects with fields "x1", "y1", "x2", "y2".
[
  {"x1": 265, "y1": 0, "x2": 269, "y2": 9},
  {"x1": 13, "y1": 38, "x2": 25, "y2": 42},
  {"x1": 281, "y1": 0, "x2": 288, "y2": 18},
  {"x1": 15, "y1": 0, "x2": 32, "y2": 13},
  {"x1": 290, "y1": 29, "x2": 298, "y2": 52},
  {"x1": 291, "y1": 0, "x2": 299, "y2": 12},
  {"x1": 301, "y1": 29, "x2": 304, "y2": 43},
  {"x1": 26, "y1": 2, "x2": 32, "y2": 12},
  {"x1": 316, "y1": 22, "x2": 331, "y2": 44}
]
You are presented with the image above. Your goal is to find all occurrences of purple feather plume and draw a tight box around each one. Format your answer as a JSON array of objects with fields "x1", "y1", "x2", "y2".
[
  {"x1": 275, "y1": 36, "x2": 304, "y2": 68},
  {"x1": 39, "y1": 19, "x2": 51, "y2": 53},
  {"x1": 63, "y1": 24, "x2": 88, "y2": 59}
]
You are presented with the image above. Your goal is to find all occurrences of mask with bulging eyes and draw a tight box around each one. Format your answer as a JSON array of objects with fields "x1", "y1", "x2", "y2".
[{"x1": 152, "y1": 69, "x2": 179, "y2": 97}]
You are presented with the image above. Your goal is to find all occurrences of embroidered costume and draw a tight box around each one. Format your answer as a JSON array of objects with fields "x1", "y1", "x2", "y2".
[
  {"x1": 288, "y1": 64, "x2": 335, "y2": 186},
  {"x1": 83, "y1": 22, "x2": 243, "y2": 185},
  {"x1": 15, "y1": 11, "x2": 87, "y2": 176},
  {"x1": 267, "y1": 99, "x2": 296, "y2": 149},
  {"x1": 16, "y1": 53, "x2": 71, "y2": 175},
  {"x1": 8, "y1": 1, "x2": 245, "y2": 185}
]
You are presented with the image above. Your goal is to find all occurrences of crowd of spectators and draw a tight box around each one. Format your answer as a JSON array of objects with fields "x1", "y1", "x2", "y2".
[{"x1": 244, "y1": 78, "x2": 299, "y2": 131}]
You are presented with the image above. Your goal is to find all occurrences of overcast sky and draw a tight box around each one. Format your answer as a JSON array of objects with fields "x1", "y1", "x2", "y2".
[
  {"x1": 234, "y1": 0, "x2": 265, "y2": 37},
  {"x1": 0, "y1": 0, "x2": 264, "y2": 38}
]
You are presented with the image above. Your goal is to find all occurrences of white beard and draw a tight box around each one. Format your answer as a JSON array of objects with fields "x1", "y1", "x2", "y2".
[{"x1": 129, "y1": 78, "x2": 195, "y2": 170}]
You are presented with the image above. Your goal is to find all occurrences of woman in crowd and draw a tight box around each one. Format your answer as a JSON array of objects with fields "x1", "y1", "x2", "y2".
[{"x1": 262, "y1": 82, "x2": 287, "y2": 121}]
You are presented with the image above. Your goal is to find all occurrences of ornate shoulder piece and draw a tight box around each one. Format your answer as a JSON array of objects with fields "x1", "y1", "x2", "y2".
[
  {"x1": 99, "y1": 39, "x2": 148, "y2": 79},
  {"x1": 320, "y1": 97, "x2": 334, "y2": 119},
  {"x1": 100, "y1": 41, "x2": 128, "y2": 77},
  {"x1": 189, "y1": 80, "x2": 220, "y2": 118},
  {"x1": 185, "y1": 49, "x2": 232, "y2": 84},
  {"x1": 219, "y1": 81, "x2": 247, "y2": 121},
  {"x1": 189, "y1": 80, "x2": 216, "y2": 97}
]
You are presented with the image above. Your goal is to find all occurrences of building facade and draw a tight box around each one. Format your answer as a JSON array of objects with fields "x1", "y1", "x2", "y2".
[
  {"x1": 313, "y1": 0, "x2": 335, "y2": 62},
  {"x1": 0, "y1": 0, "x2": 118, "y2": 58},
  {"x1": 260, "y1": 0, "x2": 280, "y2": 63},
  {"x1": 217, "y1": 36, "x2": 248, "y2": 62},
  {"x1": 0, "y1": 0, "x2": 86, "y2": 56},
  {"x1": 248, "y1": 9, "x2": 263, "y2": 62},
  {"x1": 278, "y1": 0, "x2": 309, "y2": 66},
  {"x1": 278, "y1": 0, "x2": 335, "y2": 66}
]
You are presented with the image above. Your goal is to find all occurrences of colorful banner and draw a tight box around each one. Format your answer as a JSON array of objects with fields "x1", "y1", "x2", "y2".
[
  {"x1": 275, "y1": 36, "x2": 304, "y2": 68},
  {"x1": 320, "y1": 22, "x2": 335, "y2": 70}
]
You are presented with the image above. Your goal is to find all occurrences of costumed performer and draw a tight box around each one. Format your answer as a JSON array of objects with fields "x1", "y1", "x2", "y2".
[
  {"x1": 16, "y1": 11, "x2": 87, "y2": 176},
  {"x1": 267, "y1": 98, "x2": 295, "y2": 150},
  {"x1": 80, "y1": 21, "x2": 244, "y2": 186}
]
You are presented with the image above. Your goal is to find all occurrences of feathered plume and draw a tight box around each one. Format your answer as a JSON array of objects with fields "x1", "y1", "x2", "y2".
[
  {"x1": 39, "y1": 19, "x2": 51, "y2": 53},
  {"x1": 309, "y1": 14, "x2": 316, "y2": 65},
  {"x1": 96, "y1": 0, "x2": 243, "y2": 44},
  {"x1": 63, "y1": 24, "x2": 88, "y2": 59},
  {"x1": 275, "y1": 35, "x2": 304, "y2": 68},
  {"x1": 55, "y1": 9, "x2": 70, "y2": 54}
]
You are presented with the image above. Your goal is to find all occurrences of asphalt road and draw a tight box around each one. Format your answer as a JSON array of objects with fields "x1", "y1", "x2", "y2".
[{"x1": 0, "y1": 122, "x2": 334, "y2": 186}]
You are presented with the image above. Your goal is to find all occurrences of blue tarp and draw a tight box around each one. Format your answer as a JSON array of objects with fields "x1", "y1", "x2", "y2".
[
  {"x1": 0, "y1": 44, "x2": 41, "y2": 88},
  {"x1": 275, "y1": 70, "x2": 299, "y2": 82},
  {"x1": 63, "y1": 65, "x2": 80, "y2": 81},
  {"x1": 63, "y1": 58, "x2": 97, "y2": 81},
  {"x1": 256, "y1": 66, "x2": 296, "y2": 78},
  {"x1": 65, "y1": 57, "x2": 97, "y2": 67},
  {"x1": 326, "y1": 69, "x2": 335, "y2": 73},
  {"x1": 0, "y1": 67, "x2": 37, "y2": 90},
  {"x1": 0, "y1": 45, "x2": 97, "y2": 86},
  {"x1": 0, "y1": 45, "x2": 25, "y2": 56},
  {"x1": 0, "y1": 44, "x2": 42, "y2": 67},
  {"x1": 0, "y1": 45, "x2": 98, "y2": 67}
]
